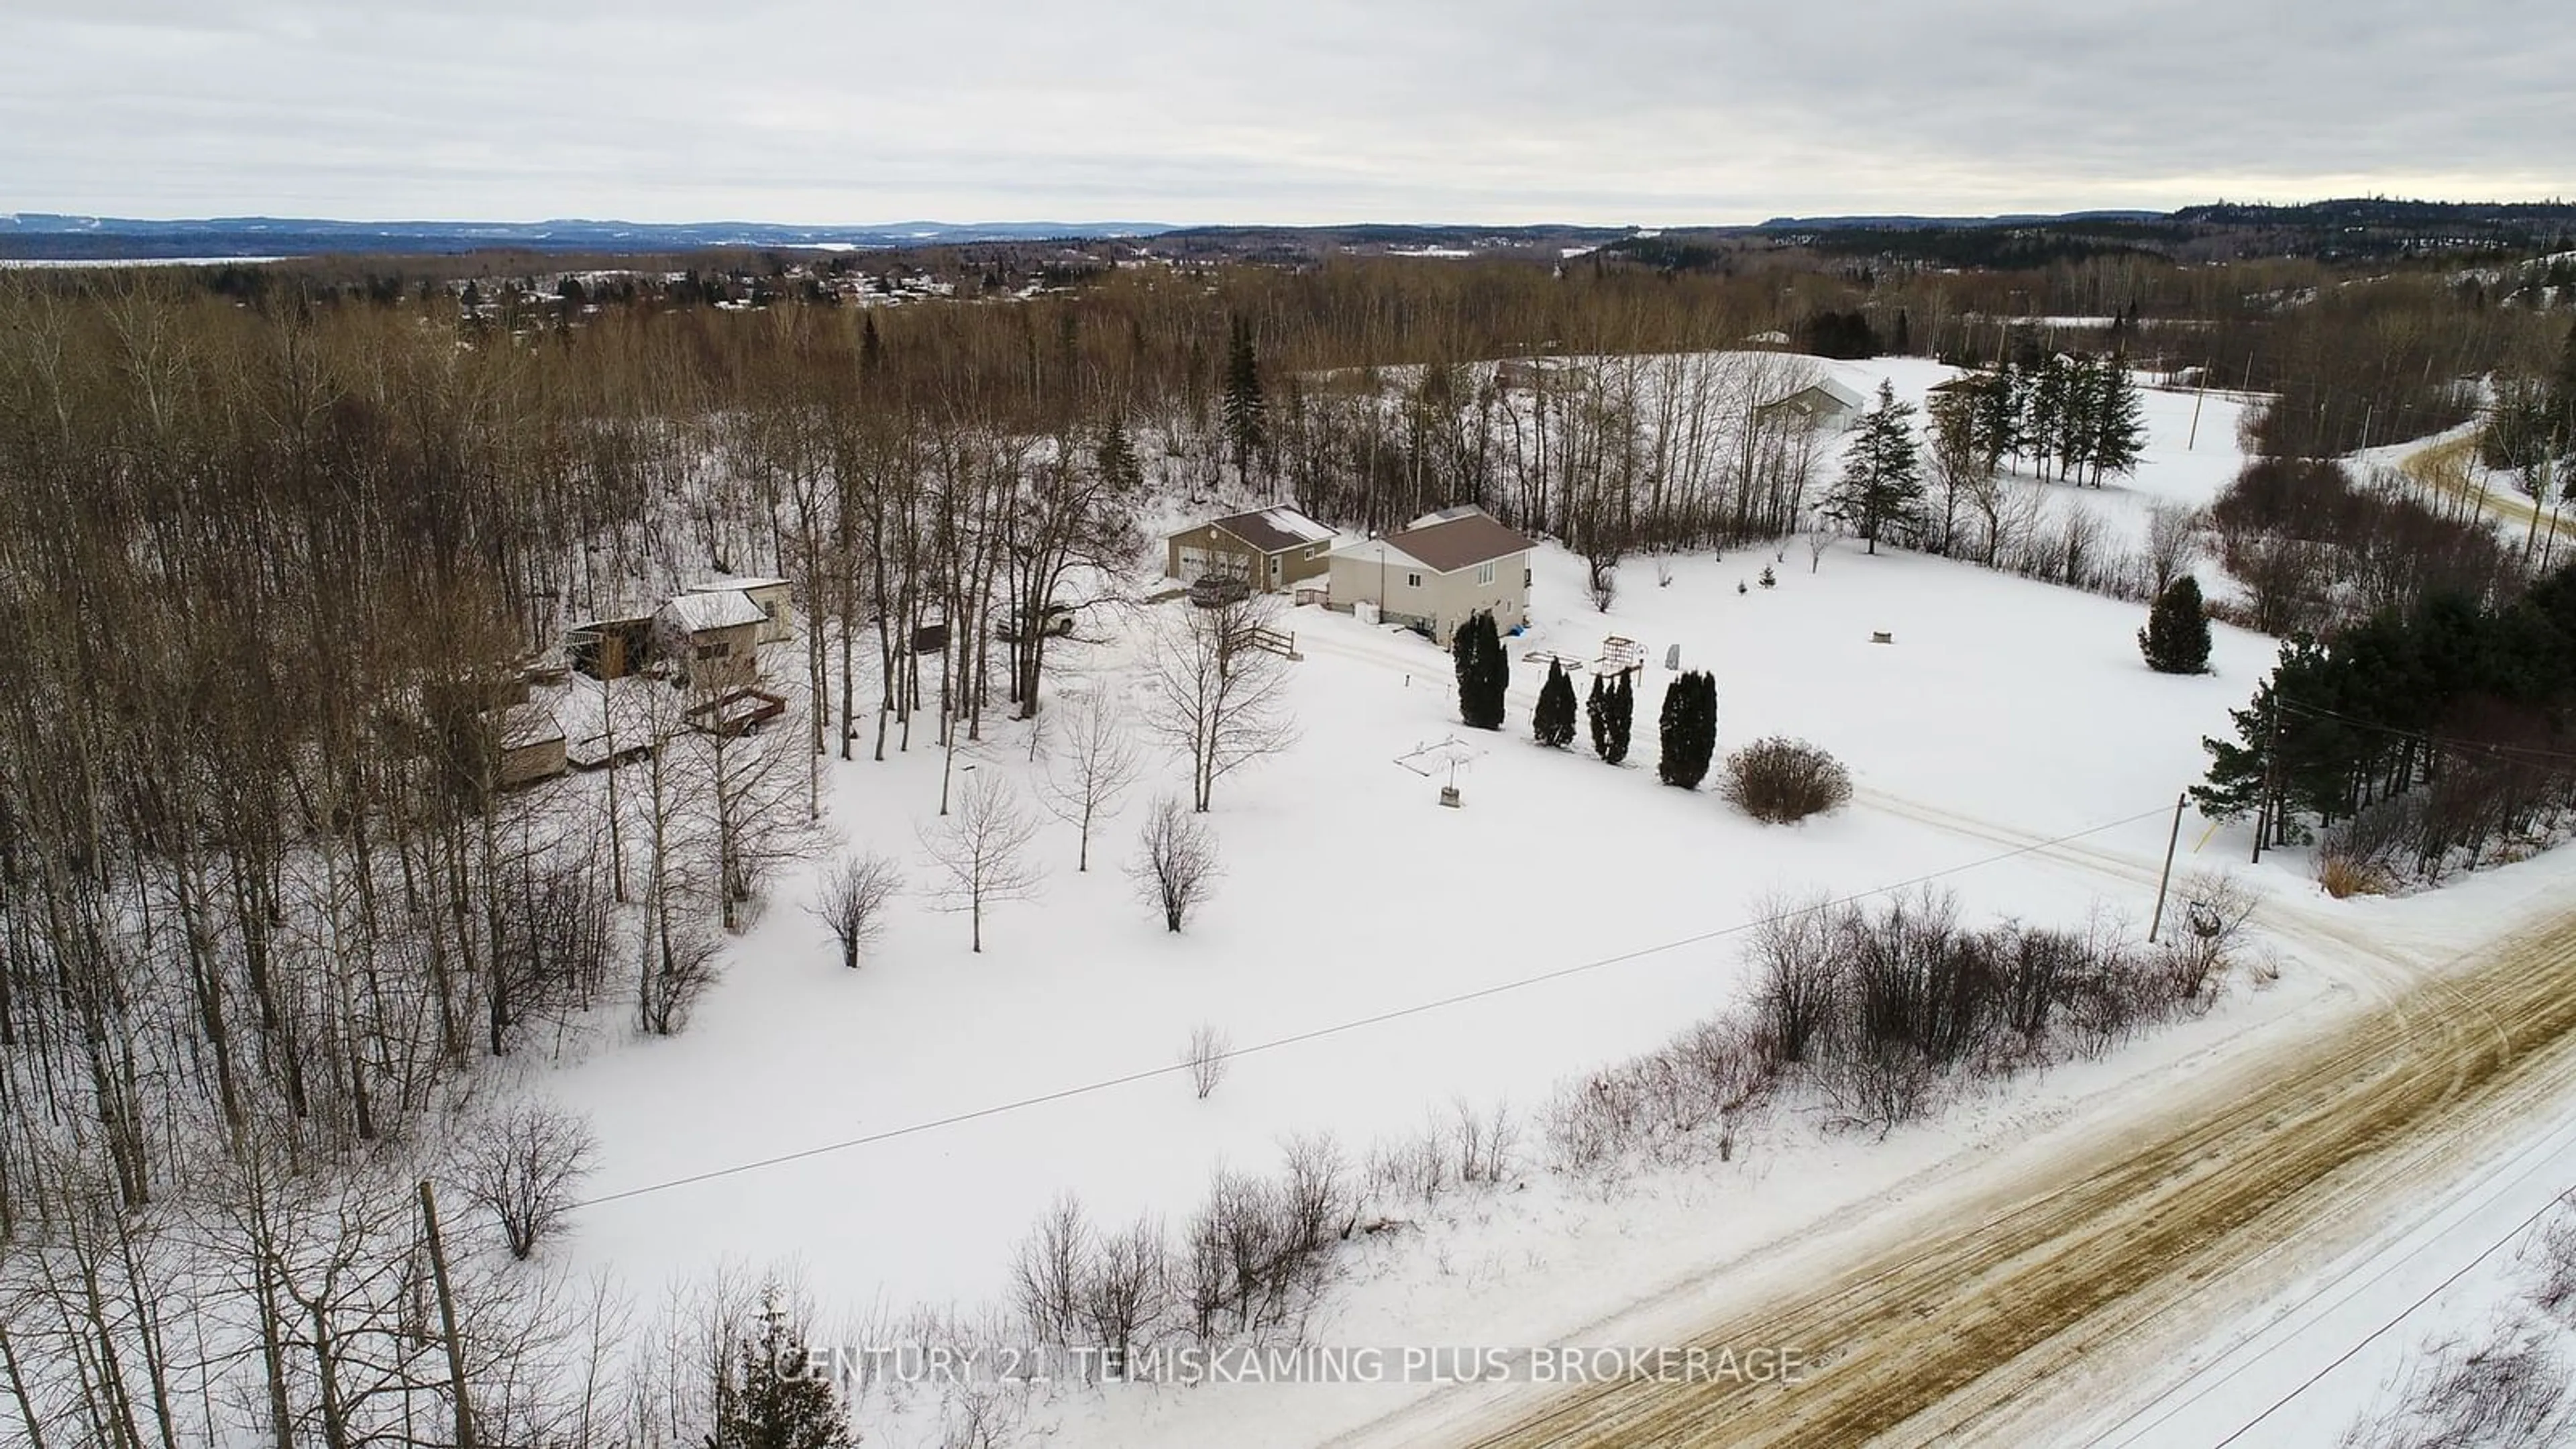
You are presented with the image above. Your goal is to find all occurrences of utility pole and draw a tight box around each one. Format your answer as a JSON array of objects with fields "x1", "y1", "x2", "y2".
[
  {"x1": 2186, "y1": 358, "x2": 2210, "y2": 451},
  {"x1": 2149, "y1": 791, "x2": 2188, "y2": 943},
  {"x1": 417, "y1": 1181, "x2": 479, "y2": 1449},
  {"x1": 2252, "y1": 690, "x2": 2282, "y2": 866}
]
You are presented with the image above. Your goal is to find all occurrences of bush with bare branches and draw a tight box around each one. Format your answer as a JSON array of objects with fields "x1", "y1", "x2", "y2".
[
  {"x1": 1181, "y1": 1023, "x2": 1231, "y2": 1099},
  {"x1": 455, "y1": 1102, "x2": 601, "y2": 1260},
  {"x1": 1722, "y1": 738, "x2": 1854, "y2": 824},
  {"x1": 808, "y1": 853, "x2": 902, "y2": 969},
  {"x1": 1128, "y1": 795, "x2": 1221, "y2": 932}
]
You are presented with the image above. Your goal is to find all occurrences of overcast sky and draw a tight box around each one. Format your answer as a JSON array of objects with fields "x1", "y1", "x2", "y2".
[{"x1": 4, "y1": 0, "x2": 2569, "y2": 225}]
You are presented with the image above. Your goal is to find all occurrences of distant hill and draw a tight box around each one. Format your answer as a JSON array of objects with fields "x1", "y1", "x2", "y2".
[
  {"x1": 1752, "y1": 210, "x2": 2167, "y2": 230},
  {"x1": 0, "y1": 214, "x2": 1175, "y2": 261}
]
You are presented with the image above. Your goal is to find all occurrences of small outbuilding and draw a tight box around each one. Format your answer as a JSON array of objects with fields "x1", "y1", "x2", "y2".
[
  {"x1": 1165, "y1": 505, "x2": 1338, "y2": 592},
  {"x1": 567, "y1": 614, "x2": 659, "y2": 681},
  {"x1": 1326, "y1": 505, "x2": 1535, "y2": 645},
  {"x1": 657, "y1": 590, "x2": 765, "y2": 694},
  {"x1": 495, "y1": 705, "x2": 569, "y2": 789},
  {"x1": 687, "y1": 576, "x2": 794, "y2": 643}
]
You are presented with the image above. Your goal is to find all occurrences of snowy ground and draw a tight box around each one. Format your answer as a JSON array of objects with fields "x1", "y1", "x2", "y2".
[
  {"x1": 551, "y1": 541, "x2": 2279, "y2": 1313},
  {"x1": 525, "y1": 350, "x2": 2566, "y2": 1448}
]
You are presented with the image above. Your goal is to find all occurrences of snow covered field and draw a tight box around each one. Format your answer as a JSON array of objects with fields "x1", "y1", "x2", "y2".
[{"x1": 545, "y1": 537, "x2": 2280, "y2": 1332}]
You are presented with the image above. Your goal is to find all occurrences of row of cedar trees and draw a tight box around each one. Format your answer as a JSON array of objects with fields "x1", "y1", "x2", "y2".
[{"x1": 1450, "y1": 611, "x2": 1717, "y2": 786}]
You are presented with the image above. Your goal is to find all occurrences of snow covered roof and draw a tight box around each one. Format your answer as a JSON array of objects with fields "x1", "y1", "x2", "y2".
[
  {"x1": 1200, "y1": 504, "x2": 1336, "y2": 553},
  {"x1": 1326, "y1": 536, "x2": 1432, "y2": 572},
  {"x1": 1760, "y1": 377, "x2": 1868, "y2": 418},
  {"x1": 661, "y1": 589, "x2": 767, "y2": 634}
]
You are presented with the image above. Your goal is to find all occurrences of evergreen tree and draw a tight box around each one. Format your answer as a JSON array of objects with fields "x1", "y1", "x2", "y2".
[
  {"x1": 1971, "y1": 364, "x2": 2021, "y2": 476},
  {"x1": 1533, "y1": 659, "x2": 1577, "y2": 747},
  {"x1": 1824, "y1": 381, "x2": 1925, "y2": 555},
  {"x1": 859, "y1": 313, "x2": 883, "y2": 372},
  {"x1": 1095, "y1": 411, "x2": 1144, "y2": 495},
  {"x1": 2028, "y1": 354, "x2": 2071, "y2": 476},
  {"x1": 1452, "y1": 610, "x2": 1507, "y2": 730},
  {"x1": 1222, "y1": 313, "x2": 1267, "y2": 479},
  {"x1": 2139, "y1": 575, "x2": 2213, "y2": 674},
  {"x1": 1589, "y1": 671, "x2": 1634, "y2": 763},
  {"x1": 2087, "y1": 360, "x2": 2147, "y2": 485},
  {"x1": 1892, "y1": 308, "x2": 1912, "y2": 356},
  {"x1": 712, "y1": 1303, "x2": 853, "y2": 1449},
  {"x1": 1656, "y1": 671, "x2": 1719, "y2": 788}
]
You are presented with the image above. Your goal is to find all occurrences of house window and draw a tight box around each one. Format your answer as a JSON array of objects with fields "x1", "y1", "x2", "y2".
[
  {"x1": 1525, "y1": 567, "x2": 1532, "y2": 586},
  {"x1": 696, "y1": 641, "x2": 730, "y2": 660},
  {"x1": 1475, "y1": 561, "x2": 1495, "y2": 586},
  {"x1": 1405, "y1": 572, "x2": 1422, "y2": 589},
  {"x1": 1270, "y1": 556, "x2": 1281, "y2": 581}
]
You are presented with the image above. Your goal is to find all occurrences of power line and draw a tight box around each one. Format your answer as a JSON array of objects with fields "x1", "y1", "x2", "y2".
[
  {"x1": 574, "y1": 801, "x2": 2174, "y2": 1210},
  {"x1": 2273, "y1": 696, "x2": 2576, "y2": 769},
  {"x1": 2208, "y1": 1189, "x2": 2574, "y2": 1449}
]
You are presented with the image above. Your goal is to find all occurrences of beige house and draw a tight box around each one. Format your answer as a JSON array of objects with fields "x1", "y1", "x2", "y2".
[
  {"x1": 1164, "y1": 505, "x2": 1338, "y2": 592},
  {"x1": 657, "y1": 590, "x2": 765, "y2": 694},
  {"x1": 1326, "y1": 506, "x2": 1536, "y2": 644},
  {"x1": 687, "y1": 576, "x2": 794, "y2": 643}
]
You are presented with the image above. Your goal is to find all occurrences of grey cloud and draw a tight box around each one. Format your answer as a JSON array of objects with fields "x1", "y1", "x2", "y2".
[{"x1": 1, "y1": 0, "x2": 2565, "y2": 223}]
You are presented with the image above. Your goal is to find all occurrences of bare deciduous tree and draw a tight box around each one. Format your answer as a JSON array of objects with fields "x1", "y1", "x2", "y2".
[
  {"x1": 917, "y1": 774, "x2": 1043, "y2": 953},
  {"x1": 1138, "y1": 596, "x2": 1297, "y2": 812},
  {"x1": 1128, "y1": 796, "x2": 1221, "y2": 933},
  {"x1": 807, "y1": 853, "x2": 902, "y2": 970},
  {"x1": 1038, "y1": 690, "x2": 1142, "y2": 871},
  {"x1": 1181, "y1": 1024, "x2": 1231, "y2": 1100},
  {"x1": 455, "y1": 1102, "x2": 601, "y2": 1260}
]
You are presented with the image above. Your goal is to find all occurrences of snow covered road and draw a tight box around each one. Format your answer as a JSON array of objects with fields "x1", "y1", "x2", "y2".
[{"x1": 1340, "y1": 896, "x2": 2576, "y2": 1448}]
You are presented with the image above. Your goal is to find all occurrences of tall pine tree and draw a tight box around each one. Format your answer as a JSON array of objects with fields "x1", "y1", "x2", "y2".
[
  {"x1": 1825, "y1": 381, "x2": 1925, "y2": 554},
  {"x1": 1656, "y1": 671, "x2": 1719, "y2": 788},
  {"x1": 2087, "y1": 360, "x2": 2147, "y2": 485},
  {"x1": 1222, "y1": 313, "x2": 1267, "y2": 481},
  {"x1": 1534, "y1": 659, "x2": 1578, "y2": 747}
]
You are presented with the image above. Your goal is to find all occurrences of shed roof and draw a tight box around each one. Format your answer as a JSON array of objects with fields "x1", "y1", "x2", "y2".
[
  {"x1": 1197, "y1": 504, "x2": 1336, "y2": 553},
  {"x1": 1374, "y1": 508, "x2": 1535, "y2": 574},
  {"x1": 661, "y1": 589, "x2": 767, "y2": 634}
]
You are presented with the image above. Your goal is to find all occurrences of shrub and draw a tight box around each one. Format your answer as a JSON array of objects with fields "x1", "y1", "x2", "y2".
[
  {"x1": 2139, "y1": 574, "x2": 2213, "y2": 674},
  {"x1": 1721, "y1": 738, "x2": 1854, "y2": 823}
]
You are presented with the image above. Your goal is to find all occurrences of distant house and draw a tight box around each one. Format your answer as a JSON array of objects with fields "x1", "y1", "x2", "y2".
[
  {"x1": 657, "y1": 590, "x2": 765, "y2": 694},
  {"x1": 687, "y1": 576, "x2": 794, "y2": 643},
  {"x1": 1326, "y1": 505, "x2": 1536, "y2": 644},
  {"x1": 1756, "y1": 377, "x2": 1869, "y2": 432},
  {"x1": 1165, "y1": 505, "x2": 1338, "y2": 592}
]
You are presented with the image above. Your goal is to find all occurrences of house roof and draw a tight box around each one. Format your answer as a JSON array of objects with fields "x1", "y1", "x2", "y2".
[
  {"x1": 1199, "y1": 504, "x2": 1336, "y2": 554},
  {"x1": 1764, "y1": 377, "x2": 1868, "y2": 415},
  {"x1": 1374, "y1": 508, "x2": 1535, "y2": 574},
  {"x1": 661, "y1": 589, "x2": 767, "y2": 634}
]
